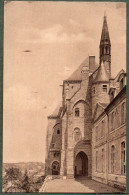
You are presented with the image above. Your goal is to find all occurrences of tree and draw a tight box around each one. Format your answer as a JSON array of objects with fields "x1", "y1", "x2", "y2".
[
  {"x1": 3, "y1": 167, "x2": 22, "y2": 192},
  {"x1": 21, "y1": 170, "x2": 30, "y2": 192}
]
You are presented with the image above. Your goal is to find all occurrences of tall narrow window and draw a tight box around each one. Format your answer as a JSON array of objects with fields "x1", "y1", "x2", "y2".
[
  {"x1": 111, "y1": 145, "x2": 115, "y2": 173},
  {"x1": 105, "y1": 46, "x2": 108, "y2": 54},
  {"x1": 112, "y1": 111, "x2": 115, "y2": 130},
  {"x1": 96, "y1": 151, "x2": 98, "y2": 172},
  {"x1": 121, "y1": 142, "x2": 126, "y2": 175},
  {"x1": 103, "y1": 85, "x2": 107, "y2": 92},
  {"x1": 75, "y1": 108, "x2": 79, "y2": 117},
  {"x1": 101, "y1": 120, "x2": 104, "y2": 137},
  {"x1": 121, "y1": 102, "x2": 126, "y2": 124},
  {"x1": 57, "y1": 129, "x2": 60, "y2": 134},
  {"x1": 102, "y1": 149, "x2": 104, "y2": 172},
  {"x1": 121, "y1": 102, "x2": 126, "y2": 125}
]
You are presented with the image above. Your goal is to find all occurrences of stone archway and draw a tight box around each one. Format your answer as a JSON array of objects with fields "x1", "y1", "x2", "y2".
[
  {"x1": 74, "y1": 151, "x2": 88, "y2": 177},
  {"x1": 52, "y1": 161, "x2": 60, "y2": 175}
]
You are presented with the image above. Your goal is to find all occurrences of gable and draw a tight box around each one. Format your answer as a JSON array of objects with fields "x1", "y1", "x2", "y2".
[{"x1": 93, "y1": 103, "x2": 105, "y2": 121}]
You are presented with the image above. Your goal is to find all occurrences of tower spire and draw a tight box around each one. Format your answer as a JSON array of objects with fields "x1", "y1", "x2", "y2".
[{"x1": 99, "y1": 14, "x2": 111, "y2": 77}]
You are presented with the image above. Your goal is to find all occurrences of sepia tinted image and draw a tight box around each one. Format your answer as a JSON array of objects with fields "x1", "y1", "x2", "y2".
[{"x1": 3, "y1": 1, "x2": 126, "y2": 193}]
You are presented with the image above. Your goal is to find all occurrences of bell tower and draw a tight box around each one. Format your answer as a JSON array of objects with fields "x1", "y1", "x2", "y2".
[{"x1": 99, "y1": 14, "x2": 111, "y2": 77}]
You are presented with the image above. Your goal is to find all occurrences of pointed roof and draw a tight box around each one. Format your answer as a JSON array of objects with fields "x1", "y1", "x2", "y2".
[
  {"x1": 94, "y1": 61, "x2": 109, "y2": 83},
  {"x1": 66, "y1": 58, "x2": 89, "y2": 81},
  {"x1": 48, "y1": 102, "x2": 62, "y2": 119},
  {"x1": 100, "y1": 15, "x2": 110, "y2": 45},
  {"x1": 66, "y1": 57, "x2": 98, "y2": 81}
]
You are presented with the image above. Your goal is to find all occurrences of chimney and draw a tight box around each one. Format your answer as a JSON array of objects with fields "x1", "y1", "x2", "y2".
[{"x1": 89, "y1": 55, "x2": 95, "y2": 73}]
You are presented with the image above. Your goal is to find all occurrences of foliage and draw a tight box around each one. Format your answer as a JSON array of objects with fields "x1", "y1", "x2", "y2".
[
  {"x1": 3, "y1": 167, "x2": 22, "y2": 192},
  {"x1": 21, "y1": 170, "x2": 30, "y2": 192},
  {"x1": 3, "y1": 166, "x2": 46, "y2": 193}
]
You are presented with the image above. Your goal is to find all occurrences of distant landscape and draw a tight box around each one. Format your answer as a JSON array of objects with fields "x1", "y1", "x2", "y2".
[{"x1": 3, "y1": 162, "x2": 45, "y2": 193}]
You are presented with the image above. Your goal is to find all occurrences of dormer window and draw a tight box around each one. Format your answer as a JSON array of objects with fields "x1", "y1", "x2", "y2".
[
  {"x1": 75, "y1": 108, "x2": 79, "y2": 117},
  {"x1": 103, "y1": 85, "x2": 107, "y2": 92},
  {"x1": 120, "y1": 78, "x2": 124, "y2": 90},
  {"x1": 110, "y1": 91, "x2": 114, "y2": 102}
]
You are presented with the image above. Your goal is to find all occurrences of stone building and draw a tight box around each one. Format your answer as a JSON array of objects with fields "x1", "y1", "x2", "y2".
[{"x1": 45, "y1": 15, "x2": 126, "y2": 190}]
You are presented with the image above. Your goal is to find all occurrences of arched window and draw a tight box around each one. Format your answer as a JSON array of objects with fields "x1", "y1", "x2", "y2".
[
  {"x1": 75, "y1": 108, "x2": 79, "y2": 117},
  {"x1": 121, "y1": 102, "x2": 126, "y2": 125},
  {"x1": 111, "y1": 145, "x2": 115, "y2": 173},
  {"x1": 52, "y1": 161, "x2": 60, "y2": 175},
  {"x1": 121, "y1": 142, "x2": 126, "y2": 175},
  {"x1": 74, "y1": 128, "x2": 81, "y2": 142},
  {"x1": 57, "y1": 129, "x2": 60, "y2": 134}
]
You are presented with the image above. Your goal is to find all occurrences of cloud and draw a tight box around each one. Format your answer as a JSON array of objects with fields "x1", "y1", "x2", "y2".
[{"x1": 16, "y1": 24, "x2": 94, "y2": 44}]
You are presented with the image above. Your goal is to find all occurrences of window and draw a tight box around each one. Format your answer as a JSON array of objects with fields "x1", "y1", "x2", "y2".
[
  {"x1": 54, "y1": 152, "x2": 60, "y2": 157},
  {"x1": 57, "y1": 153, "x2": 60, "y2": 157},
  {"x1": 93, "y1": 87, "x2": 95, "y2": 94},
  {"x1": 110, "y1": 91, "x2": 114, "y2": 102},
  {"x1": 57, "y1": 129, "x2": 60, "y2": 134},
  {"x1": 111, "y1": 111, "x2": 115, "y2": 130},
  {"x1": 52, "y1": 143, "x2": 55, "y2": 148},
  {"x1": 96, "y1": 151, "x2": 98, "y2": 172},
  {"x1": 121, "y1": 102, "x2": 126, "y2": 125},
  {"x1": 102, "y1": 149, "x2": 104, "y2": 172},
  {"x1": 105, "y1": 46, "x2": 108, "y2": 54},
  {"x1": 101, "y1": 120, "x2": 104, "y2": 137},
  {"x1": 121, "y1": 142, "x2": 126, "y2": 175},
  {"x1": 102, "y1": 47, "x2": 104, "y2": 55},
  {"x1": 74, "y1": 128, "x2": 81, "y2": 142},
  {"x1": 103, "y1": 85, "x2": 107, "y2": 92},
  {"x1": 111, "y1": 145, "x2": 115, "y2": 173},
  {"x1": 75, "y1": 108, "x2": 79, "y2": 117},
  {"x1": 96, "y1": 126, "x2": 98, "y2": 141},
  {"x1": 120, "y1": 78, "x2": 124, "y2": 90}
]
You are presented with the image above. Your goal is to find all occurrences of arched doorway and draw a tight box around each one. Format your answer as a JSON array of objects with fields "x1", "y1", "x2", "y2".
[
  {"x1": 74, "y1": 151, "x2": 88, "y2": 177},
  {"x1": 52, "y1": 161, "x2": 60, "y2": 175}
]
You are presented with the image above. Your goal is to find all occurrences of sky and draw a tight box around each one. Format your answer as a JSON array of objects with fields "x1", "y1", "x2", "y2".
[{"x1": 3, "y1": 1, "x2": 126, "y2": 163}]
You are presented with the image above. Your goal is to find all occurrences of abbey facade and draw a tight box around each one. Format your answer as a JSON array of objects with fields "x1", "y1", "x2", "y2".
[{"x1": 45, "y1": 16, "x2": 126, "y2": 190}]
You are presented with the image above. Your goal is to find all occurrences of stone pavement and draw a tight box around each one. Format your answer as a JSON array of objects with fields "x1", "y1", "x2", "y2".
[{"x1": 43, "y1": 177, "x2": 124, "y2": 193}]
